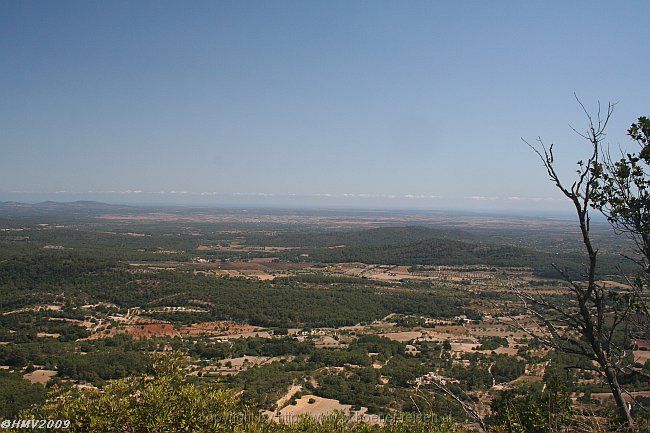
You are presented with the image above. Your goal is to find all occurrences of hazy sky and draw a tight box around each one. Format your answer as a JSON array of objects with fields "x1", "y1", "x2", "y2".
[{"x1": 1, "y1": 1, "x2": 648, "y2": 212}]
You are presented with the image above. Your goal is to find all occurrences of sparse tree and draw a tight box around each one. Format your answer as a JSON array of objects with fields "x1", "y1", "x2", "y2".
[
  {"x1": 592, "y1": 116, "x2": 649, "y2": 267},
  {"x1": 591, "y1": 116, "x2": 650, "y2": 321},
  {"x1": 518, "y1": 98, "x2": 648, "y2": 430}
]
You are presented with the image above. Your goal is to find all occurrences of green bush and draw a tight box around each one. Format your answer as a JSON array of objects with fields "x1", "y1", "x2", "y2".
[{"x1": 488, "y1": 381, "x2": 572, "y2": 433}]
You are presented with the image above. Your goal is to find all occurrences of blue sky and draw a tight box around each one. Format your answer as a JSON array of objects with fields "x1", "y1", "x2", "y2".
[{"x1": 1, "y1": 1, "x2": 648, "y2": 212}]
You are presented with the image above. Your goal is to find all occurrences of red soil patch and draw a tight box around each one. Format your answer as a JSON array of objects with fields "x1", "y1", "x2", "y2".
[
  {"x1": 87, "y1": 322, "x2": 180, "y2": 340},
  {"x1": 180, "y1": 321, "x2": 262, "y2": 337}
]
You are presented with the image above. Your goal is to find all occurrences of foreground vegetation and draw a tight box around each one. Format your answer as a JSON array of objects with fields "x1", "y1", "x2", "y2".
[
  {"x1": 15, "y1": 354, "x2": 647, "y2": 433},
  {"x1": 20, "y1": 355, "x2": 463, "y2": 433}
]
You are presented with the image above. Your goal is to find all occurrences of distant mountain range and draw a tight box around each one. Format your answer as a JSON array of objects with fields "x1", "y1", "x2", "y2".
[{"x1": 0, "y1": 200, "x2": 141, "y2": 217}]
